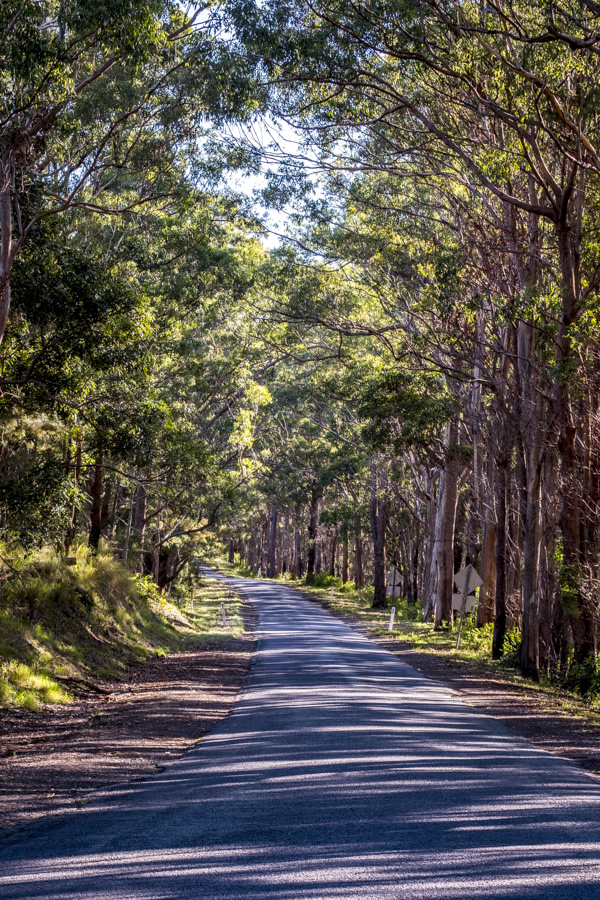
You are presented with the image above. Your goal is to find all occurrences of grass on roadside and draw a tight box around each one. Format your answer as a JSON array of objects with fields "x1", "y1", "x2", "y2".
[
  {"x1": 0, "y1": 546, "x2": 247, "y2": 711},
  {"x1": 182, "y1": 577, "x2": 246, "y2": 642}
]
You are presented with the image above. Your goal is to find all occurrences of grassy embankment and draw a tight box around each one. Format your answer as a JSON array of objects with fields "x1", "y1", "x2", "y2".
[
  {"x1": 211, "y1": 552, "x2": 600, "y2": 717},
  {"x1": 0, "y1": 546, "x2": 245, "y2": 711}
]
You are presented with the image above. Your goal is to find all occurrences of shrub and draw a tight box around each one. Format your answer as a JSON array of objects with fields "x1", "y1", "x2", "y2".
[
  {"x1": 564, "y1": 654, "x2": 600, "y2": 699},
  {"x1": 306, "y1": 573, "x2": 343, "y2": 589},
  {"x1": 498, "y1": 629, "x2": 521, "y2": 668}
]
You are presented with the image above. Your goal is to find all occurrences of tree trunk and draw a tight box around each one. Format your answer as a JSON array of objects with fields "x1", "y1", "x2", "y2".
[
  {"x1": 412, "y1": 522, "x2": 420, "y2": 603},
  {"x1": 123, "y1": 489, "x2": 134, "y2": 563},
  {"x1": 0, "y1": 150, "x2": 13, "y2": 346},
  {"x1": 341, "y1": 529, "x2": 349, "y2": 583},
  {"x1": 477, "y1": 521, "x2": 496, "y2": 626},
  {"x1": 315, "y1": 538, "x2": 322, "y2": 574},
  {"x1": 306, "y1": 486, "x2": 320, "y2": 583},
  {"x1": 88, "y1": 454, "x2": 104, "y2": 552},
  {"x1": 108, "y1": 482, "x2": 121, "y2": 538},
  {"x1": 329, "y1": 527, "x2": 337, "y2": 576},
  {"x1": 492, "y1": 456, "x2": 508, "y2": 659},
  {"x1": 423, "y1": 420, "x2": 461, "y2": 627},
  {"x1": 267, "y1": 508, "x2": 278, "y2": 577},
  {"x1": 283, "y1": 511, "x2": 290, "y2": 573},
  {"x1": 66, "y1": 432, "x2": 82, "y2": 552},
  {"x1": 293, "y1": 526, "x2": 302, "y2": 577},
  {"x1": 134, "y1": 482, "x2": 147, "y2": 575},
  {"x1": 100, "y1": 480, "x2": 112, "y2": 537},
  {"x1": 520, "y1": 459, "x2": 542, "y2": 678},
  {"x1": 228, "y1": 537, "x2": 235, "y2": 564},
  {"x1": 370, "y1": 467, "x2": 387, "y2": 608},
  {"x1": 354, "y1": 522, "x2": 363, "y2": 589}
]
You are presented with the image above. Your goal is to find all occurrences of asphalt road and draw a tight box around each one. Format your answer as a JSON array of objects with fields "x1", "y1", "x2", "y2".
[{"x1": 2, "y1": 574, "x2": 600, "y2": 899}]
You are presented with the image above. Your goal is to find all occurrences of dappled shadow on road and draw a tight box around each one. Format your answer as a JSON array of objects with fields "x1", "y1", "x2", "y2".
[
  {"x1": 2, "y1": 577, "x2": 600, "y2": 899},
  {"x1": 0, "y1": 640, "x2": 253, "y2": 828}
]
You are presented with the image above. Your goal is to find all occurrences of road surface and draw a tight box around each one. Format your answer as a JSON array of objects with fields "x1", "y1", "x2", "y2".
[{"x1": 2, "y1": 574, "x2": 600, "y2": 899}]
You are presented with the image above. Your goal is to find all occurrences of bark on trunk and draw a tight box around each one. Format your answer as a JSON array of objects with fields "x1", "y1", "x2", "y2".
[
  {"x1": 88, "y1": 455, "x2": 104, "y2": 552},
  {"x1": 354, "y1": 522, "x2": 363, "y2": 589},
  {"x1": 341, "y1": 529, "x2": 349, "y2": 583},
  {"x1": 134, "y1": 482, "x2": 147, "y2": 575},
  {"x1": 477, "y1": 521, "x2": 496, "y2": 626},
  {"x1": 108, "y1": 482, "x2": 121, "y2": 538},
  {"x1": 370, "y1": 468, "x2": 387, "y2": 608},
  {"x1": 283, "y1": 511, "x2": 290, "y2": 573},
  {"x1": 306, "y1": 486, "x2": 320, "y2": 583},
  {"x1": 267, "y1": 508, "x2": 278, "y2": 578},
  {"x1": 492, "y1": 456, "x2": 508, "y2": 659},
  {"x1": 520, "y1": 460, "x2": 542, "y2": 678},
  {"x1": 0, "y1": 150, "x2": 13, "y2": 346},
  {"x1": 100, "y1": 480, "x2": 112, "y2": 536},
  {"x1": 66, "y1": 432, "x2": 82, "y2": 552},
  {"x1": 423, "y1": 420, "x2": 461, "y2": 627},
  {"x1": 329, "y1": 528, "x2": 337, "y2": 577}
]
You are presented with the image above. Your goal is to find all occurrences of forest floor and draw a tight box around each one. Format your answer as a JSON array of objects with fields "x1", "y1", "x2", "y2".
[
  {"x1": 0, "y1": 586, "x2": 256, "y2": 834},
  {"x1": 298, "y1": 585, "x2": 600, "y2": 779}
]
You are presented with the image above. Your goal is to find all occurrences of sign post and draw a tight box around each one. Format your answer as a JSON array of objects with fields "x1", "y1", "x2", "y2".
[{"x1": 453, "y1": 564, "x2": 483, "y2": 650}]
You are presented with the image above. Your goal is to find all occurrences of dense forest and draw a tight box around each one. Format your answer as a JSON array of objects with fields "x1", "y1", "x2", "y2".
[{"x1": 2, "y1": 0, "x2": 600, "y2": 692}]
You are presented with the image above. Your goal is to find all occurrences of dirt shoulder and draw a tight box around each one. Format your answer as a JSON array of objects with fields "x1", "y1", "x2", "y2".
[
  {"x1": 303, "y1": 590, "x2": 600, "y2": 779},
  {"x1": 0, "y1": 603, "x2": 256, "y2": 834}
]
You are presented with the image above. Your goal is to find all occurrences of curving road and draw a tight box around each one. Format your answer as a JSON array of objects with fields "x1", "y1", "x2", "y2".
[{"x1": 2, "y1": 574, "x2": 600, "y2": 899}]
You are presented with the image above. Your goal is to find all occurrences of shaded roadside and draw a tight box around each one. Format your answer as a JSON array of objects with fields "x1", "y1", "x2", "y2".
[
  {"x1": 0, "y1": 602, "x2": 256, "y2": 833},
  {"x1": 300, "y1": 588, "x2": 600, "y2": 779}
]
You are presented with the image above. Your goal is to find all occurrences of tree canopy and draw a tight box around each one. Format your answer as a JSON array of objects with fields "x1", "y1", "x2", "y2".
[{"x1": 2, "y1": 0, "x2": 600, "y2": 694}]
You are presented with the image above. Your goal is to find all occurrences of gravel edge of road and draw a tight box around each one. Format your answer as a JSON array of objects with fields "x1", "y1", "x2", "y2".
[{"x1": 0, "y1": 594, "x2": 258, "y2": 839}]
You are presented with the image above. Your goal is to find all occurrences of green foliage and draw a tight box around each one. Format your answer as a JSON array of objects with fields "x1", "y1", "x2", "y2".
[
  {"x1": 564, "y1": 655, "x2": 600, "y2": 700},
  {"x1": 304, "y1": 573, "x2": 343, "y2": 589},
  {"x1": 0, "y1": 661, "x2": 71, "y2": 710},
  {"x1": 360, "y1": 371, "x2": 453, "y2": 453},
  {"x1": 0, "y1": 547, "x2": 248, "y2": 709},
  {"x1": 0, "y1": 456, "x2": 76, "y2": 549},
  {"x1": 559, "y1": 563, "x2": 582, "y2": 617},
  {"x1": 498, "y1": 630, "x2": 522, "y2": 669}
]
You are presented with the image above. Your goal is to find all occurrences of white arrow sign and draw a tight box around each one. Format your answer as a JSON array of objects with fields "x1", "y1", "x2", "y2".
[
  {"x1": 452, "y1": 592, "x2": 476, "y2": 613},
  {"x1": 454, "y1": 565, "x2": 483, "y2": 594},
  {"x1": 386, "y1": 567, "x2": 401, "y2": 598}
]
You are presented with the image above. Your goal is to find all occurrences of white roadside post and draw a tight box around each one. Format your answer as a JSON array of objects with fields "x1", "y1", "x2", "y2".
[
  {"x1": 386, "y1": 567, "x2": 400, "y2": 632},
  {"x1": 221, "y1": 602, "x2": 227, "y2": 627},
  {"x1": 330, "y1": 586, "x2": 334, "y2": 602}
]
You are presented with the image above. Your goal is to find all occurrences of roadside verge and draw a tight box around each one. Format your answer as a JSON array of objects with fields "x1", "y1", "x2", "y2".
[
  {"x1": 293, "y1": 584, "x2": 600, "y2": 779},
  {"x1": 0, "y1": 579, "x2": 256, "y2": 834}
]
